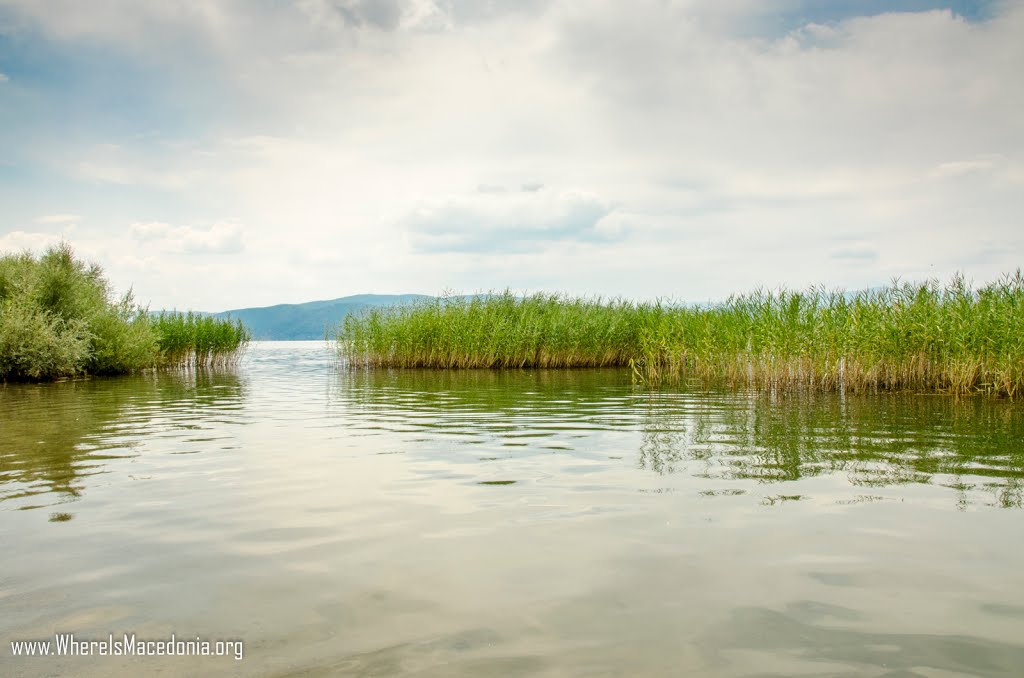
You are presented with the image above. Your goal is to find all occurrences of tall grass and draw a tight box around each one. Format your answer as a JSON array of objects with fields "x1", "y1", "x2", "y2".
[
  {"x1": 152, "y1": 311, "x2": 250, "y2": 367},
  {"x1": 640, "y1": 273, "x2": 1024, "y2": 397},
  {"x1": 339, "y1": 292, "x2": 661, "y2": 369},
  {"x1": 0, "y1": 244, "x2": 250, "y2": 381},
  {"x1": 336, "y1": 275, "x2": 1024, "y2": 397}
]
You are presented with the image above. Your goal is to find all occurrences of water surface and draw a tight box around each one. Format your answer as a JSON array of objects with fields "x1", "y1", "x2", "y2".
[{"x1": 3, "y1": 341, "x2": 1024, "y2": 676}]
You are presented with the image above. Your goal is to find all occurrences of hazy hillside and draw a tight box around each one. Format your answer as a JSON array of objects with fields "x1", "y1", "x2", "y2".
[{"x1": 210, "y1": 294, "x2": 431, "y2": 340}]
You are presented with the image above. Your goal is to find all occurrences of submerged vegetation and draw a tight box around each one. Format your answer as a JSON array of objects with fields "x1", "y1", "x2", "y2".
[
  {"x1": 337, "y1": 274, "x2": 1024, "y2": 397},
  {"x1": 0, "y1": 244, "x2": 250, "y2": 381}
]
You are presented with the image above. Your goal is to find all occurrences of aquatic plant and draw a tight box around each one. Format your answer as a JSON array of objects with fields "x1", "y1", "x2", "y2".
[
  {"x1": 152, "y1": 311, "x2": 250, "y2": 367},
  {"x1": 338, "y1": 291, "x2": 663, "y2": 369},
  {"x1": 639, "y1": 273, "x2": 1024, "y2": 397},
  {"x1": 336, "y1": 275, "x2": 1024, "y2": 397}
]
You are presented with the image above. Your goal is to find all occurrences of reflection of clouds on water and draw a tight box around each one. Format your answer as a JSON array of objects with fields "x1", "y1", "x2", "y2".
[
  {"x1": 701, "y1": 606, "x2": 1024, "y2": 677},
  {"x1": 0, "y1": 369, "x2": 246, "y2": 509}
]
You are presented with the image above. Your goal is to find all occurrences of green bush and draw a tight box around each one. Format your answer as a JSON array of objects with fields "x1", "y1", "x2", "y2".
[
  {"x1": 0, "y1": 298, "x2": 89, "y2": 379},
  {"x1": 0, "y1": 243, "x2": 249, "y2": 381}
]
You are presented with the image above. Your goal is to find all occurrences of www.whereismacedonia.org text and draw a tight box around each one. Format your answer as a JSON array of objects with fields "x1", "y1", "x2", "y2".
[{"x1": 10, "y1": 633, "x2": 244, "y2": 661}]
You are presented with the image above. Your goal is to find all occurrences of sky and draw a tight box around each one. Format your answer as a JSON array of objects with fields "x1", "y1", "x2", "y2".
[{"x1": 0, "y1": 0, "x2": 1021, "y2": 311}]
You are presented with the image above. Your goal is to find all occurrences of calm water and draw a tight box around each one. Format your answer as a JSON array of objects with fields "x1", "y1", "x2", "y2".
[{"x1": 3, "y1": 341, "x2": 1024, "y2": 677}]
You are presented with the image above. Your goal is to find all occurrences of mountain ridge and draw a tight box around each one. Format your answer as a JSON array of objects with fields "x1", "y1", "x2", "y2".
[{"x1": 206, "y1": 294, "x2": 432, "y2": 340}]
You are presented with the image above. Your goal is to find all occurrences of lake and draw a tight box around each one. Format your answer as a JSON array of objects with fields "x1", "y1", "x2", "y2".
[{"x1": 3, "y1": 341, "x2": 1024, "y2": 676}]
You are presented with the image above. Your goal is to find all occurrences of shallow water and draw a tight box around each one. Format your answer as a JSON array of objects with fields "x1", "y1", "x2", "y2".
[{"x1": 2, "y1": 341, "x2": 1024, "y2": 677}]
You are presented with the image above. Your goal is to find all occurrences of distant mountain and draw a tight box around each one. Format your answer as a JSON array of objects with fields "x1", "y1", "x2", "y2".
[{"x1": 209, "y1": 294, "x2": 432, "y2": 340}]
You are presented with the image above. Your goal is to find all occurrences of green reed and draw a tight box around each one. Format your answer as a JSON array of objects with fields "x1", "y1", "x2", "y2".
[
  {"x1": 152, "y1": 311, "x2": 251, "y2": 368},
  {"x1": 336, "y1": 274, "x2": 1024, "y2": 397},
  {"x1": 640, "y1": 273, "x2": 1024, "y2": 397},
  {"x1": 338, "y1": 292, "x2": 665, "y2": 369}
]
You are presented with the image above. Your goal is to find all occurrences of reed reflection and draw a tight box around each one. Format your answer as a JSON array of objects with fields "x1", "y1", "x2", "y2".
[
  {"x1": 335, "y1": 368, "x2": 638, "y2": 439},
  {"x1": 638, "y1": 390, "x2": 1024, "y2": 508},
  {"x1": 337, "y1": 369, "x2": 1024, "y2": 508},
  {"x1": 0, "y1": 369, "x2": 245, "y2": 509}
]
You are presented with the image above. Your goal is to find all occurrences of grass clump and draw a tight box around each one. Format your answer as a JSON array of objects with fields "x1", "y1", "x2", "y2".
[
  {"x1": 640, "y1": 273, "x2": 1024, "y2": 397},
  {"x1": 152, "y1": 311, "x2": 251, "y2": 368},
  {"x1": 338, "y1": 292, "x2": 661, "y2": 369},
  {"x1": 336, "y1": 275, "x2": 1024, "y2": 397},
  {"x1": 0, "y1": 244, "x2": 249, "y2": 381}
]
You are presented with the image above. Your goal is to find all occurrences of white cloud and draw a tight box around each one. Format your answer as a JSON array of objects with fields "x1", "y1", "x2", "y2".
[
  {"x1": 402, "y1": 188, "x2": 615, "y2": 252},
  {"x1": 0, "y1": 72, "x2": 9, "y2": 82},
  {"x1": 931, "y1": 156, "x2": 1005, "y2": 179},
  {"x1": 130, "y1": 221, "x2": 245, "y2": 254},
  {"x1": 129, "y1": 221, "x2": 173, "y2": 241},
  {"x1": 1, "y1": 1, "x2": 1022, "y2": 309},
  {"x1": 34, "y1": 214, "x2": 81, "y2": 224},
  {"x1": 76, "y1": 153, "x2": 204, "y2": 191},
  {"x1": 0, "y1": 230, "x2": 66, "y2": 253}
]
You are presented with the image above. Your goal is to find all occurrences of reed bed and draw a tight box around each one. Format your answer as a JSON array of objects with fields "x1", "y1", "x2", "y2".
[
  {"x1": 337, "y1": 275, "x2": 1024, "y2": 397},
  {"x1": 152, "y1": 311, "x2": 251, "y2": 368},
  {"x1": 642, "y1": 273, "x2": 1024, "y2": 397},
  {"x1": 338, "y1": 292, "x2": 661, "y2": 369}
]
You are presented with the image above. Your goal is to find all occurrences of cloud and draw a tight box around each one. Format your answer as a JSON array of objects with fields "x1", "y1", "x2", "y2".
[
  {"x1": 34, "y1": 214, "x2": 81, "y2": 224},
  {"x1": 929, "y1": 155, "x2": 1018, "y2": 180},
  {"x1": 933, "y1": 160, "x2": 995, "y2": 178},
  {"x1": 402, "y1": 188, "x2": 616, "y2": 253},
  {"x1": 830, "y1": 246, "x2": 880, "y2": 262},
  {"x1": 0, "y1": 72, "x2": 8, "y2": 82},
  {"x1": 0, "y1": 1, "x2": 1022, "y2": 309},
  {"x1": 129, "y1": 221, "x2": 173, "y2": 241},
  {"x1": 75, "y1": 152, "x2": 205, "y2": 190},
  {"x1": 298, "y1": 0, "x2": 404, "y2": 31},
  {"x1": 130, "y1": 221, "x2": 245, "y2": 254},
  {"x1": 0, "y1": 230, "x2": 66, "y2": 253}
]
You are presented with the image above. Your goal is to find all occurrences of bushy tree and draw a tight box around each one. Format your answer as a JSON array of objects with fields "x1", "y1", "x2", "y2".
[{"x1": 0, "y1": 243, "x2": 157, "y2": 380}]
